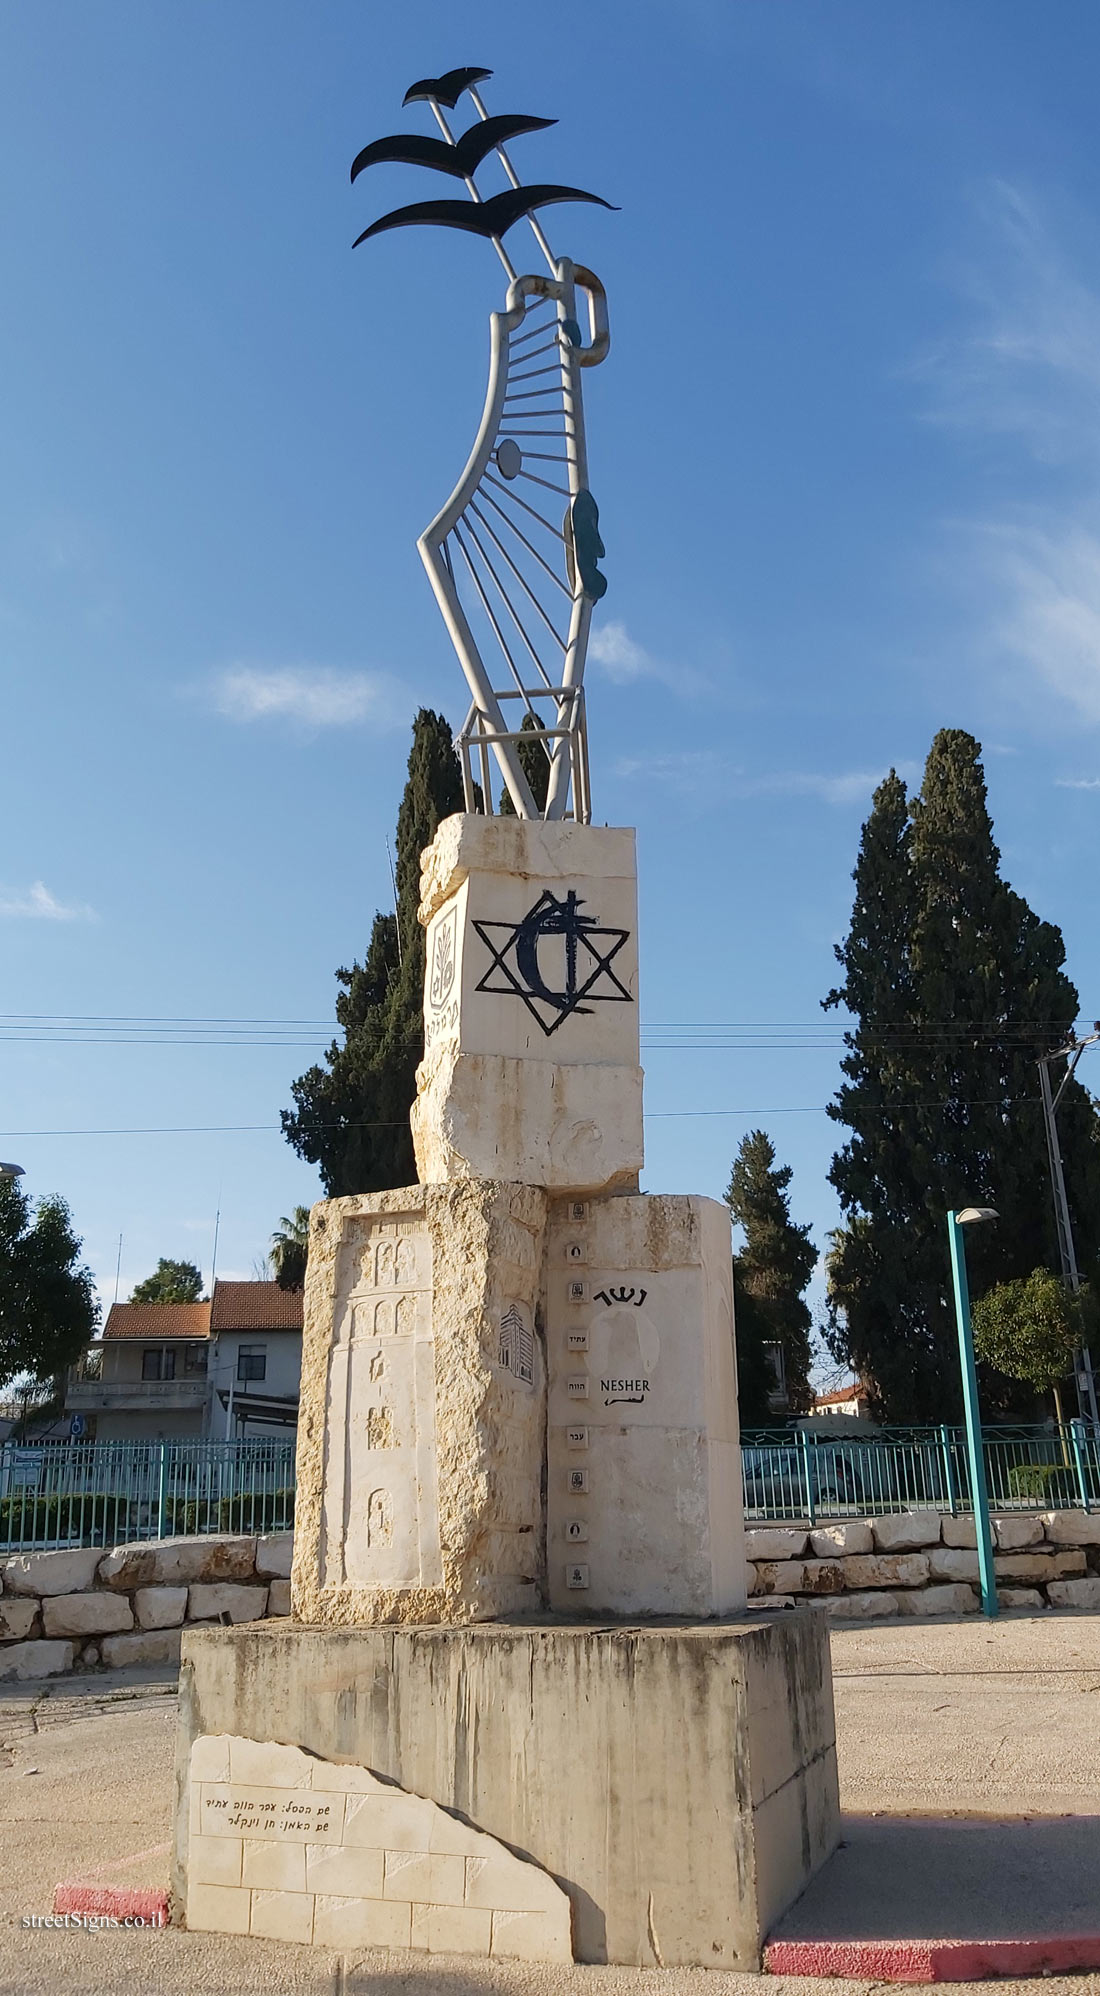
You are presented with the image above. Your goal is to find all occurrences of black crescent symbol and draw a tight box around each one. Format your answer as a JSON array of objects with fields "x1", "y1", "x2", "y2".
[
  {"x1": 354, "y1": 183, "x2": 617, "y2": 249},
  {"x1": 402, "y1": 66, "x2": 492, "y2": 109}
]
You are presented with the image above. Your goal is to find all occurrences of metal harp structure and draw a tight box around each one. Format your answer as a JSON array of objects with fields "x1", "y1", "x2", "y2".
[{"x1": 352, "y1": 67, "x2": 614, "y2": 822}]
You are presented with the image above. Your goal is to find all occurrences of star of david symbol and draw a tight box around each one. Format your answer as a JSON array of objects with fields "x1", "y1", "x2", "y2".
[{"x1": 472, "y1": 888, "x2": 633, "y2": 1037}]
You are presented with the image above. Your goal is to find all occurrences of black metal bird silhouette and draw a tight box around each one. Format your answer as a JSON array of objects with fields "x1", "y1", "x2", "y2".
[
  {"x1": 350, "y1": 114, "x2": 556, "y2": 187},
  {"x1": 353, "y1": 183, "x2": 615, "y2": 249},
  {"x1": 352, "y1": 65, "x2": 615, "y2": 256},
  {"x1": 402, "y1": 66, "x2": 492, "y2": 109}
]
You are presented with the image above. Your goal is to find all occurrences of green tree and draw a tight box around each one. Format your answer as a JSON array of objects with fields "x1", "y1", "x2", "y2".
[
  {"x1": 270, "y1": 1207, "x2": 311, "y2": 1291},
  {"x1": 726, "y1": 1129, "x2": 818, "y2": 1415},
  {"x1": 130, "y1": 1258, "x2": 204, "y2": 1304},
  {"x1": 972, "y1": 1268, "x2": 1094, "y2": 1423},
  {"x1": 731, "y1": 1276, "x2": 782, "y2": 1426},
  {"x1": 498, "y1": 713, "x2": 551, "y2": 816},
  {"x1": 825, "y1": 731, "x2": 1100, "y2": 1421},
  {"x1": 282, "y1": 709, "x2": 465, "y2": 1194},
  {"x1": 0, "y1": 1178, "x2": 99, "y2": 1385}
]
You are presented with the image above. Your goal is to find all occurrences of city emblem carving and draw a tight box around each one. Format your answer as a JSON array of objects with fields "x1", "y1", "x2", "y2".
[{"x1": 429, "y1": 906, "x2": 458, "y2": 1010}]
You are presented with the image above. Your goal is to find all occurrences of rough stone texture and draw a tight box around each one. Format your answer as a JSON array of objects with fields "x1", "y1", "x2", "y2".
[
  {"x1": 941, "y1": 1516, "x2": 977, "y2": 1549},
  {"x1": 999, "y1": 1587, "x2": 1045, "y2": 1610},
  {"x1": 747, "y1": 1595, "x2": 796, "y2": 1612},
  {"x1": 842, "y1": 1553, "x2": 931, "y2": 1590},
  {"x1": 294, "y1": 1184, "x2": 548, "y2": 1628},
  {"x1": 267, "y1": 1579, "x2": 291, "y2": 1616},
  {"x1": 188, "y1": 1583, "x2": 269, "y2": 1624},
  {"x1": 544, "y1": 1192, "x2": 746, "y2": 1616},
  {"x1": 41, "y1": 1592, "x2": 133, "y2": 1638},
  {"x1": 1048, "y1": 1576, "x2": 1100, "y2": 1609},
  {"x1": 175, "y1": 1615, "x2": 838, "y2": 1971},
  {"x1": 1044, "y1": 1510, "x2": 1100, "y2": 1546},
  {"x1": 0, "y1": 1639, "x2": 74, "y2": 1680},
  {"x1": 810, "y1": 1522, "x2": 874, "y2": 1558},
  {"x1": 183, "y1": 1733, "x2": 572, "y2": 1961},
  {"x1": 255, "y1": 1535, "x2": 294, "y2": 1579},
  {"x1": 412, "y1": 816, "x2": 643, "y2": 1195},
  {"x1": 97, "y1": 1537, "x2": 257, "y2": 1591},
  {"x1": 0, "y1": 1598, "x2": 38, "y2": 1642},
  {"x1": 928, "y1": 1546, "x2": 980, "y2": 1583},
  {"x1": 822, "y1": 1591, "x2": 899, "y2": 1621},
  {"x1": 134, "y1": 1586, "x2": 187, "y2": 1631},
  {"x1": 101, "y1": 1628, "x2": 183, "y2": 1667},
  {"x1": 870, "y1": 1513, "x2": 942, "y2": 1552},
  {"x1": 993, "y1": 1515, "x2": 1043, "y2": 1549},
  {"x1": 896, "y1": 1583, "x2": 977, "y2": 1617},
  {"x1": 2, "y1": 1547, "x2": 102, "y2": 1596},
  {"x1": 994, "y1": 1550, "x2": 1086, "y2": 1584},
  {"x1": 744, "y1": 1528, "x2": 810, "y2": 1561}
]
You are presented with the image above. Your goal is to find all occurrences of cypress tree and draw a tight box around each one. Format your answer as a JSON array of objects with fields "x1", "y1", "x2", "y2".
[
  {"x1": 826, "y1": 730, "x2": 1100, "y2": 1421},
  {"x1": 282, "y1": 709, "x2": 464, "y2": 1194},
  {"x1": 726, "y1": 1129, "x2": 818, "y2": 1415},
  {"x1": 497, "y1": 713, "x2": 551, "y2": 816}
]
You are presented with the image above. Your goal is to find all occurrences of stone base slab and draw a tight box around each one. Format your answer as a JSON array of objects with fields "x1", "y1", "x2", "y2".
[{"x1": 174, "y1": 1613, "x2": 839, "y2": 1969}]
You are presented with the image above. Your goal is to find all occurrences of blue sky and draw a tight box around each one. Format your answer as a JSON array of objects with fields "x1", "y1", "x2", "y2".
[{"x1": 3, "y1": 3, "x2": 1100, "y2": 1351}]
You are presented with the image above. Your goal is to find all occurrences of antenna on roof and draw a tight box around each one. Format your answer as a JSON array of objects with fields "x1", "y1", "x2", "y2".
[
  {"x1": 210, "y1": 1206, "x2": 221, "y2": 1295},
  {"x1": 113, "y1": 1231, "x2": 123, "y2": 1305}
]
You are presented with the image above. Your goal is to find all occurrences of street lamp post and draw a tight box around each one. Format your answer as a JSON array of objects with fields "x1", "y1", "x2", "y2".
[{"x1": 947, "y1": 1206, "x2": 1000, "y2": 1620}]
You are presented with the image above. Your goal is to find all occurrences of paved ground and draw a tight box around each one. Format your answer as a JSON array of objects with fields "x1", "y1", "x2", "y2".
[{"x1": 1, "y1": 1613, "x2": 1099, "y2": 1993}]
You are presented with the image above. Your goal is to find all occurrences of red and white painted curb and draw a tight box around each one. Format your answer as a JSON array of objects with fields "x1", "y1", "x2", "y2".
[
  {"x1": 765, "y1": 1935, "x2": 1100, "y2": 1982},
  {"x1": 53, "y1": 1882, "x2": 169, "y2": 1925}
]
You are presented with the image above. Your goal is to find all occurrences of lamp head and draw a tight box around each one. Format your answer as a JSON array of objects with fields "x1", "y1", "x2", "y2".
[
  {"x1": 955, "y1": 1206, "x2": 999, "y2": 1226},
  {"x1": 0, "y1": 1162, "x2": 24, "y2": 1181}
]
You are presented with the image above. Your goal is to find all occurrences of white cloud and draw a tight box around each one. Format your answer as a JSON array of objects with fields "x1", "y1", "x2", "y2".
[
  {"x1": 0, "y1": 881, "x2": 97, "y2": 921},
  {"x1": 1056, "y1": 776, "x2": 1100, "y2": 790},
  {"x1": 986, "y1": 522, "x2": 1100, "y2": 724},
  {"x1": 613, "y1": 752, "x2": 900, "y2": 806},
  {"x1": 210, "y1": 666, "x2": 399, "y2": 728},
  {"x1": 588, "y1": 620, "x2": 709, "y2": 694}
]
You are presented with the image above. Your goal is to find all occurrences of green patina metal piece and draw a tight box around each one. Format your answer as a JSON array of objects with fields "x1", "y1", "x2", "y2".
[{"x1": 571, "y1": 489, "x2": 607, "y2": 601}]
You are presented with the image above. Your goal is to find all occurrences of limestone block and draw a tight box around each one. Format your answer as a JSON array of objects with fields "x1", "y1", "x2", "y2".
[
  {"x1": 42, "y1": 1592, "x2": 133, "y2": 1638},
  {"x1": 492, "y1": 1907, "x2": 574, "y2": 1963},
  {"x1": 134, "y1": 1586, "x2": 187, "y2": 1631},
  {"x1": 545, "y1": 1192, "x2": 747, "y2": 1616},
  {"x1": 999, "y1": 1588, "x2": 1045, "y2": 1610},
  {"x1": 294, "y1": 1183, "x2": 548, "y2": 1627},
  {"x1": 929, "y1": 1546, "x2": 979, "y2": 1582},
  {"x1": 101, "y1": 1629, "x2": 182, "y2": 1668},
  {"x1": 250, "y1": 1889, "x2": 315, "y2": 1944},
  {"x1": 228, "y1": 1737, "x2": 314, "y2": 1786},
  {"x1": 842, "y1": 1553, "x2": 930, "y2": 1590},
  {"x1": 0, "y1": 1639, "x2": 74, "y2": 1680},
  {"x1": 810, "y1": 1522, "x2": 873, "y2": 1558},
  {"x1": 255, "y1": 1535, "x2": 294, "y2": 1578},
  {"x1": 189, "y1": 1838, "x2": 242, "y2": 1888},
  {"x1": 186, "y1": 1883, "x2": 251, "y2": 1935},
  {"x1": 412, "y1": 815, "x2": 643, "y2": 1195},
  {"x1": 305, "y1": 1846, "x2": 384, "y2": 1898},
  {"x1": 191, "y1": 1737, "x2": 231, "y2": 1782},
  {"x1": 267, "y1": 1578, "x2": 291, "y2": 1616},
  {"x1": 994, "y1": 1550, "x2": 1086, "y2": 1584},
  {"x1": 242, "y1": 1840, "x2": 308, "y2": 1892},
  {"x1": 0, "y1": 1598, "x2": 38, "y2": 1642},
  {"x1": 753, "y1": 1560, "x2": 838, "y2": 1595},
  {"x1": 3, "y1": 1547, "x2": 101, "y2": 1596},
  {"x1": 993, "y1": 1515, "x2": 1043, "y2": 1549},
  {"x1": 896, "y1": 1583, "x2": 977, "y2": 1616},
  {"x1": 313, "y1": 1895, "x2": 413, "y2": 1949},
  {"x1": 941, "y1": 1516, "x2": 977, "y2": 1548},
  {"x1": 744, "y1": 1528, "x2": 810, "y2": 1560},
  {"x1": 98, "y1": 1536, "x2": 256, "y2": 1591},
  {"x1": 1044, "y1": 1511, "x2": 1100, "y2": 1547},
  {"x1": 411, "y1": 1902, "x2": 493, "y2": 1953},
  {"x1": 746, "y1": 1594, "x2": 795, "y2": 1611},
  {"x1": 870, "y1": 1512, "x2": 942, "y2": 1552},
  {"x1": 1048, "y1": 1576, "x2": 1100, "y2": 1609},
  {"x1": 822, "y1": 1590, "x2": 898, "y2": 1620},
  {"x1": 384, "y1": 1849, "x2": 465, "y2": 1906},
  {"x1": 188, "y1": 1583, "x2": 268, "y2": 1624}
]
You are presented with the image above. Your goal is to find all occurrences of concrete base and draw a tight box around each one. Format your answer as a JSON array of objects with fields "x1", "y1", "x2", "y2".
[{"x1": 174, "y1": 1612, "x2": 838, "y2": 1969}]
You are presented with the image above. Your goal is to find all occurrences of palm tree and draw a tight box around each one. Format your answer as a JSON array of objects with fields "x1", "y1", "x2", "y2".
[{"x1": 270, "y1": 1206, "x2": 311, "y2": 1291}]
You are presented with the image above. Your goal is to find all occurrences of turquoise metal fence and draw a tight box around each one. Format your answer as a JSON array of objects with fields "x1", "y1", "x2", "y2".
[
  {"x1": 741, "y1": 1423, "x2": 1100, "y2": 1523},
  {"x1": 2, "y1": 1427, "x2": 1098, "y2": 1551},
  {"x1": 0, "y1": 1439, "x2": 296, "y2": 1553}
]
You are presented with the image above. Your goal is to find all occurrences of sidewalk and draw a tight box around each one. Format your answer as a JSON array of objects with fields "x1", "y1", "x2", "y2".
[{"x1": 1, "y1": 1616, "x2": 1099, "y2": 1992}]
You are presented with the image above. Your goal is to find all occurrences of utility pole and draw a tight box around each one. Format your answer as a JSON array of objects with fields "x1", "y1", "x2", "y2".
[{"x1": 1037, "y1": 1025, "x2": 1100, "y2": 1425}]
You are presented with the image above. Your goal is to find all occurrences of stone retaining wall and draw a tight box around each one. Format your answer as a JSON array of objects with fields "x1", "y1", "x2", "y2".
[
  {"x1": 747, "y1": 1510, "x2": 1100, "y2": 1619},
  {"x1": 0, "y1": 1534, "x2": 292, "y2": 1679}
]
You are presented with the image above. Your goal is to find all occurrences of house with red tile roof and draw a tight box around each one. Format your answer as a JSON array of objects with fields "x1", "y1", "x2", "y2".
[{"x1": 64, "y1": 1281, "x2": 303, "y2": 1442}]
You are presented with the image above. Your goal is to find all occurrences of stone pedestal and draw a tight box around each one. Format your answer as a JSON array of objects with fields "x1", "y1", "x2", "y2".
[
  {"x1": 174, "y1": 1615, "x2": 839, "y2": 1969},
  {"x1": 412, "y1": 815, "x2": 643, "y2": 1194}
]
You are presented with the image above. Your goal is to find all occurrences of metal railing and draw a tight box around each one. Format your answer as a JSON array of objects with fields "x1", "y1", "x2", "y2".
[
  {"x1": 741, "y1": 1423, "x2": 1100, "y2": 1524},
  {"x1": 0, "y1": 1439, "x2": 296, "y2": 1554}
]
